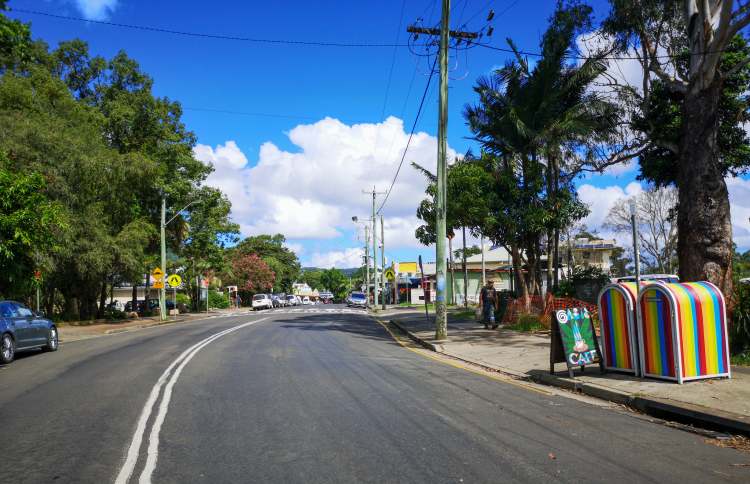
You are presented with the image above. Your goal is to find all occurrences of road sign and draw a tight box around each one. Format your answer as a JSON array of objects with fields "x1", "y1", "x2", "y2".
[
  {"x1": 34, "y1": 270, "x2": 42, "y2": 281},
  {"x1": 384, "y1": 267, "x2": 396, "y2": 281},
  {"x1": 151, "y1": 267, "x2": 164, "y2": 279},
  {"x1": 166, "y1": 274, "x2": 182, "y2": 288},
  {"x1": 152, "y1": 280, "x2": 164, "y2": 289}
]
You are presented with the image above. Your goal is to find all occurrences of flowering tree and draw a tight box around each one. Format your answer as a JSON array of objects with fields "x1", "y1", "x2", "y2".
[{"x1": 232, "y1": 254, "x2": 275, "y2": 293}]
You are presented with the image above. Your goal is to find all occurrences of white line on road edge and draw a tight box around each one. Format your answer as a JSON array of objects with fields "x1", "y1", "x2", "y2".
[{"x1": 114, "y1": 317, "x2": 269, "y2": 484}]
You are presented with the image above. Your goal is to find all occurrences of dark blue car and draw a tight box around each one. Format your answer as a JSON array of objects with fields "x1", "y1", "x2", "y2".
[{"x1": 0, "y1": 301, "x2": 58, "y2": 364}]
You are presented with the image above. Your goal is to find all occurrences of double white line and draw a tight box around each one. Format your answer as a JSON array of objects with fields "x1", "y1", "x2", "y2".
[{"x1": 114, "y1": 317, "x2": 268, "y2": 484}]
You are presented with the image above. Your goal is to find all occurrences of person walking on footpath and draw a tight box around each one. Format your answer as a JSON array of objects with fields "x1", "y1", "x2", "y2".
[{"x1": 478, "y1": 279, "x2": 499, "y2": 329}]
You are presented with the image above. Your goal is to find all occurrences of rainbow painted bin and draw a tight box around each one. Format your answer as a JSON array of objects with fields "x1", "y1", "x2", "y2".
[
  {"x1": 598, "y1": 282, "x2": 640, "y2": 374},
  {"x1": 638, "y1": 282, "x2": 730, "y2": 383}
]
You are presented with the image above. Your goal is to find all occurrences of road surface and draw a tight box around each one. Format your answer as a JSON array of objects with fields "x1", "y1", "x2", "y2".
[{"x1": 0, "y1": 306, "x2": 748, "y2": 483}]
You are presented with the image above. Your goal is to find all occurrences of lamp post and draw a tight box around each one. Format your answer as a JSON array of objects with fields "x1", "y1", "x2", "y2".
[{"x1": 160, "y1": 197, "x2": 202, "y2": 321}]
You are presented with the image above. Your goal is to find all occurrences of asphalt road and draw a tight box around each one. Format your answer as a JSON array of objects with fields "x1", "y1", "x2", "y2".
[{"x1": 1, "y1": 306, "x2": 748, "y2": 483}]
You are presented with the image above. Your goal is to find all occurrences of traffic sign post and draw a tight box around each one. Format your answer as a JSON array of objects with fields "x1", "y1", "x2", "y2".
[{"x1": 166, "y1": 274, "x2": 182, "y2": 317}]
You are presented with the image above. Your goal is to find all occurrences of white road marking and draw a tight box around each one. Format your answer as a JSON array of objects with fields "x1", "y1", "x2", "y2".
[{"x1": 114, "y1": 317, "x2": 269, "y2": 484}]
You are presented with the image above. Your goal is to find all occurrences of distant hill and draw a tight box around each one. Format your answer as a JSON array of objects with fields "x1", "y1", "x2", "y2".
[{"x1": 301, "y1": 267, "x2": 359, "y2": 277}]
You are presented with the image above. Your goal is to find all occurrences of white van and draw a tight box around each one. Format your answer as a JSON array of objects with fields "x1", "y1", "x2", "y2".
[{"x1": 252, "y1": 294, "x2": 273, "y2": 310}]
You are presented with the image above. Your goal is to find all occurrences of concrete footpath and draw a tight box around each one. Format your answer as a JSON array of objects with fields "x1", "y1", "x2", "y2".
[
  {"x1": 378, "y1": 307, "x2": 750, "y2": 436},
  {"x1": 57, "y1": 308, "x2": 241, "y2": 342}
]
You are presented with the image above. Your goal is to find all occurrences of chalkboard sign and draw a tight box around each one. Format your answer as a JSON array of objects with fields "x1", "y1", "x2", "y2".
[{"x1": 550, "y1": 307, "x2": 603, "y2": 378}]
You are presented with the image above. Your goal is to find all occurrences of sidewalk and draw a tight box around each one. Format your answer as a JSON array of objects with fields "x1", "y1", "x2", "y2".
[
  {"x1": 385, "y1": 309, "x2": 750, "y2": 436},
  {"x1": 57, "y1": 308, "x2": 240, "y2": 343}
]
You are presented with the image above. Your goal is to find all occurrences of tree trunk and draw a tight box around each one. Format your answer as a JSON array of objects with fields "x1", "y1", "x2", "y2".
[
  {"x1": 462, "y1": 227, "x2": 468, "y2": 308},
  {"x1": 553, "y1": 228, "x2": 560, "y2": 291},
  {"x1": 131, "y1": 283, "x2": 138, "y2": 310},
  {"x1": 511, "y1": 244, "x2": 531, "y2": 311},
  {"x1": 677, "y1": 81, "x2": 733, "y2": 298},
  {"x1": 448, "y1": 237, "x2": 456, "y2": 305},
  {"x1": 546, "y1": 230, "x2": 553, "y2": 296},
  {"x1": 97, "y1": 280, "x2": 108, "y2": 318}
]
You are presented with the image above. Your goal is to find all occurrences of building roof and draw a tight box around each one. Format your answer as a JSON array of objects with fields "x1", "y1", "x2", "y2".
[
  {"x1": 465, "y1": 245, "x2": 511, "y2": 264},
  {"x1": 573, "y1": 238, "x2": 618, "y2": 250}
]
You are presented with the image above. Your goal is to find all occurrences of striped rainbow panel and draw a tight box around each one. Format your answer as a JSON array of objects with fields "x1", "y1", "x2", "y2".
[
  {"x1": 663, "y1": 282, "x2": 728, "y2": 378},
  {"x1": 599, "y1": 286, "x2": 633, "y2": 370},
  {"x1": 640, "y1": 287, "x2": 676, "y2": 378}
]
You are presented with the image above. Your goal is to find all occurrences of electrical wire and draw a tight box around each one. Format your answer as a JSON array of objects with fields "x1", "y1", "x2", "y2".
[
  {"x1": 14, "y1": 6, "x2": 741, "y2": 61},
  {"x1": 377, "y1": 57, "x2": 438, "y2": 215},
  {"x1": 10, "y1": 7, "x2": 415, "y2": 48}
]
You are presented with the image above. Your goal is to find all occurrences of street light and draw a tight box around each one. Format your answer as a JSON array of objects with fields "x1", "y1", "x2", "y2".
[{"x1": 160, "y1": 197, "x2": 202, "y2": 321}]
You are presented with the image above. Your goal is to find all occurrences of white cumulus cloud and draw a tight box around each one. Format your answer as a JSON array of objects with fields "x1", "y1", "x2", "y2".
[
  {"x1": 577, "y1": 181, "x2": 644, "y2": 230},
  {"x1": 195, "y1": 116, "x2": 455, "y2": 245},
  {"x1": 309, "y1": 248, "x2": 364, "y2": 269},
  {"x1": 74, "y1": 0, "x2": 118, "y2": 20}
]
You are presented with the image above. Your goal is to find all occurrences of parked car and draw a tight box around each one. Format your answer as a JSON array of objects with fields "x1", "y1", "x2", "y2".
[
  {"x1": 125, "y1": 299, "x2": 174, "y2": 314},
  {"x1": 273, "y1": 294, "x2": 286, "y2": 307},
  {"x1": 252, "y1": 294, "x2": 273, "y2": 310},
  {"x1": 319, "y1": 292, "x2": 334, "y2": 304},
  {"x1": 302, "y1": 296, "x2": 312, "y2": 305},
  {"x1": 0, "y1": 301, "x2": 58, "y2": 364},
  {"x1": 106, "y1": 301, "x2": 123, "y2": 311},
  {"x1": 347, "y1": 292, "x2": 367, "y2": 308},
  {"x1": 285, "y1": 295, "x2": 298, "y2": 306}
]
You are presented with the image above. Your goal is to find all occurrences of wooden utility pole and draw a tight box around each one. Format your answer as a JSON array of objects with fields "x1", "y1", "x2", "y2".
[
  {"x1": 380, "y1": 215, "x2": 386, "y2": 310},
  {"x1": 364, "y1": 188, "x2": 386, "y2": 309},
  {"x1": 408, "y1": 0, "x2": 479, "y2": 340}
]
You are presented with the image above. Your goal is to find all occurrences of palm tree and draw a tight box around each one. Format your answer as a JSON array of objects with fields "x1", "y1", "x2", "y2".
[{"x1": 464, "y1": 2, "x2": 617, "y2": 303}]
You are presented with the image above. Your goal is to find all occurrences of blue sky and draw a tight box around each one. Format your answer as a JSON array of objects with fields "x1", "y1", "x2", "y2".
[{"x1": 9, "y1": 0, "x2": 750, "y2": 267}]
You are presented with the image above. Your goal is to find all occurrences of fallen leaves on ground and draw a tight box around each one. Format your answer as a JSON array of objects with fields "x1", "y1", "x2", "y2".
[{"x1": 705, "y1": 435, "x2": 750, "y2": 454}]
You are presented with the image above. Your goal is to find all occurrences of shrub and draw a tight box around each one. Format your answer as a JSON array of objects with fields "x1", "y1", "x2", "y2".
[
  {"x1": 104, "y1": 308, "x2": 126, "y2": 320},
  {"x1": 208, "y1": 290, "x2": 230, "y2": 309},
  {"x1": 176, "y1": 293, "x2": 191, "y2": 306},
  {"x1": 730, "y1": 283, "x2": 750, "y2": 354},
  {"x1": 508, "y1": 313, "x2": 546, "y2": 332}
]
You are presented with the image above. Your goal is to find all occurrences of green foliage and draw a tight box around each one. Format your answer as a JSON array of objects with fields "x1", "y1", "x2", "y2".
[
  {"x1": 733, "y1": 248, "x2": 750, "y2": 282},
  {"x1": 0, "y1": 156, "x2": 66, "y2": 299},
  {"x1": 319, "y1": 268, "x2": 348, "y2": 299},
  {"x1": 608, "y1": 246, "x2": 632, "y2": 278},
  {"x1": 299, "y1": 269, "x2": 323, "y2": 290},
  {"x1": 0, "y1": 20, "x2": 238, "y2": 319},
  {"x1": 0, "y1": 6, "x2": 32, "y2": 70},
  {"x1": 571, "y1": 265, "x2": 610, "y2": 285},
  {"x1": 175, "y1": 293, "x2": 191, "y2": 306},
  {"x1": 208, "y1": 289, "x2": 230, "y2": 309},
  {"x1": 454, "y1": 245, "x2": 481, "y2": 260},
  {"x1": 730, "y1": 282, "x2": 750, "y2": 355},
  {"x1": 507, "y1": 313, "x2": 546, "y2": 332},
  {"x1": 633, "y1": 36, "x2": 750, "y2": 185}
]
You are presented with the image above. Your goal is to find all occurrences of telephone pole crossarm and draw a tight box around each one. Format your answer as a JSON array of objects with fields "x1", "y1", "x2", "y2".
[{"x1": 406, "y1": 26, "x2": 479, "y2": 40}]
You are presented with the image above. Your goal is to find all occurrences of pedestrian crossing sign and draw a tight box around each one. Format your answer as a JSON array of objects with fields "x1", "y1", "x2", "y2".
[{"x1": 384, "y1": 267, "x2": 396, "y2": 281}]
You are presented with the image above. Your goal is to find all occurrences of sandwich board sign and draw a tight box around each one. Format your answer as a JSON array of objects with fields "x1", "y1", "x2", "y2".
[{"x1": 550, "y1": 307, "x2": 603, "y2": 378}]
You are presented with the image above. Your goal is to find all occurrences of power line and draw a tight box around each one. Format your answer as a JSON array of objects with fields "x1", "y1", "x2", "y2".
[
  {"x1": 10, "y1": 8, "x2": 414, "y2": 48},
  {"x1": 377, "y1": 57, "x2": 438, "y2": 215}
]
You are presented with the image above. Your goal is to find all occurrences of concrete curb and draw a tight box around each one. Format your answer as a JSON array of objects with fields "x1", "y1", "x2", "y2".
[{"x1": 387, "y1": 318, "x2": 750, "y2": 437}]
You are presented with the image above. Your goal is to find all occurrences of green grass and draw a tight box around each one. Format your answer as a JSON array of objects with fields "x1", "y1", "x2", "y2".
[
  {"x1": 730, "y1": 352, "x2": 750, "y2": 366},
  {"x1": 506, "y1": 314, "x2": 546, "y2": 332},
  {"x1": 451, "y1": 309, "x2": 476, "y2": 320}
]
